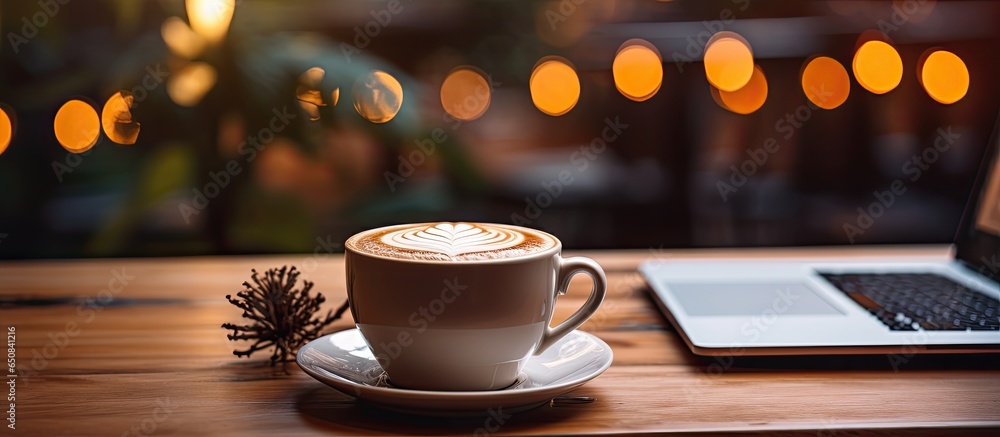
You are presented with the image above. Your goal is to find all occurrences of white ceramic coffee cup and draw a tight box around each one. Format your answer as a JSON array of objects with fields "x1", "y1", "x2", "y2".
[{"x1": 344, "y1": 222, "x2": 607, "y2": 391}]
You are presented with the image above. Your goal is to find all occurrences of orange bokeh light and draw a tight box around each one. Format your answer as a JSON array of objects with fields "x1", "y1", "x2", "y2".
[
  {"x1": 613, "y1": 39, "x2": 663, "y2": 102},
  {"x1": 297, "y1": 67, "x2": 326, "y2": 121},
  {"x1": 530, "y1": 57, "x2": 580, "y2": 116},
  {"x1": 704, "y1": 32, "x2": 754, "y2": 92},
  {"x1": 920, "y1": 50, "x2": 969, "y2": 105},
  {"x1": 853, "y1": 40, "x2": 903, "y2": 95},
  {"x1": 54, "y1": 100, "x2": 100, "y2": 153},
  {"x1": 0, "y1": 107, "x2": 12, "y2": 156},
  {"x1": 440, "y1": 67, "x2": 492, "y2": 121},
  {"x1": 168, "y1": 62, "x2": 218, "y2": 107},
  {"x1": 185, "y1": 0, "x2": 235, "y2": 44},
  {"x1": 715, "y1": 65, "x2": 768, "y2": 115},
  {"x1": 801, "y1": 56, "x2": 850, "y2": 110},
  {"x1": 352, "y1": 70, "x2": 404, "y2": 123},
  {"x1": 102, "y1": 91, "x2": 140, "y2": 145},
  {"x1": 161, "y1": 16, "x2": 205, "y2": 59}
]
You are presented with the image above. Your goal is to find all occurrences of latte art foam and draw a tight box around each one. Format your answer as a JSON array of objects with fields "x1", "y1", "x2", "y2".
[
  {"x1": 383, "y1": 223, "x2": 524, "y2": 257},
  {"x1": 347, "y1": 222, "x2": 557, "y2": 261}
]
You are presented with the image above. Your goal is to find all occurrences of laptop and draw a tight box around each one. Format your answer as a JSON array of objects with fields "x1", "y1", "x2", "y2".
[{"x1": 639, "y1": 113, "x2": 1000, "y2": 356}]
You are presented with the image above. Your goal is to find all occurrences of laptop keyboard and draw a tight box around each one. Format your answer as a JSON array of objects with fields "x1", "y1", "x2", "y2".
[{"x1": 819, "y1": 273, "x2": 999, "y2": 331}]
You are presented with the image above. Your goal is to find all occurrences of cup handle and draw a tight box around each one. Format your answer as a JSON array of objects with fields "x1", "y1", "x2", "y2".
[{"x1": 535, "y1": 256, "x2": 607, "y2": 354}]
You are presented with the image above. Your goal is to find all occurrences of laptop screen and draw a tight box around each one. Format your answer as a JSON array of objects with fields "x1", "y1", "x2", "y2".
[{"x1": 956, "y1": 112, "x2": 1000, "y2": 281}]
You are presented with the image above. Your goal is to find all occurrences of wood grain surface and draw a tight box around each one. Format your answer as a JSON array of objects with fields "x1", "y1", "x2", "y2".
[{"x1": 1, "y1": 246, "x2": 998, "y2": 436}]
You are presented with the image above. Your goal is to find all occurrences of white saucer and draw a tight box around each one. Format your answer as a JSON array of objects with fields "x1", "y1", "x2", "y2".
[{"x1": 296, "y1": 328, "x2": 613, "y2": 416}]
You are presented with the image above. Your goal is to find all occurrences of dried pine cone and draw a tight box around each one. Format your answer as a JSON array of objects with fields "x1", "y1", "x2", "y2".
[{"x1": 222, "y1": 266, "x2": 349, "y2": 369}]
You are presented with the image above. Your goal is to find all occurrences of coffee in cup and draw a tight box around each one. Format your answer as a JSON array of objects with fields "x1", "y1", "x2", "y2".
[{"x1": 345, "y1": 222, "x2": 606, "y2": 391}]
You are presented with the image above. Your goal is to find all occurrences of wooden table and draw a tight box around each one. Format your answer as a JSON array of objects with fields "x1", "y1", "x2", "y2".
[{"x1": 3, "y1": 246, "x2": 999, "y2": 436}]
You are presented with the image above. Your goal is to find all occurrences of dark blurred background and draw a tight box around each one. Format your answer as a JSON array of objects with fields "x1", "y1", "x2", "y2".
[{"x1": 0, "y1": 0, "x2": 997, "y2": 259}]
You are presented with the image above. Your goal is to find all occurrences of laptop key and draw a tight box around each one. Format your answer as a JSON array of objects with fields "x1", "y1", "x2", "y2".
[{"x1": 819, "y1": 273, "x2": 1000, "y2": 331}]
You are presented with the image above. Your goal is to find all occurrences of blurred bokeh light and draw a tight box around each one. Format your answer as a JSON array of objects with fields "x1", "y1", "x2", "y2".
[
  {"x1": 801, "y1": 56, "x2": 850, "y2": 110},
  {"x1": 101, "y1": 92, "x2": 140, "y2": 145},
  {"x1": 54, "y1": 100, "x2": 100, "y2": 153},
  {"x1": 704, "y1": 32, "x2": 754, "y2": 92},
  {"x1": 331, "y1": 88, "x2": 340, "y2": 107},
  {"x1": 1, "y1": 0, "x2": 999, "y2": 260},
  {"x1": 0, "y1": 107, "x2": 12, "y2": 156},
  {"x1": 161, "y1": 16, "x2": 205, "y2": 59},
  {"x1": 440, "y1": 67, "x2": 492, "y2": 121},
  {"x1": 529, "y1": 57, "x2": 580, "y2": 116},
  {"x1": 919, "y1": 50, "x2": 969, "y2": 105},
  {"x1": 167, "y1": 62, "x2": 218, "y2": 107},
  {"x1": 853, "y1": 40, "x2": 903, "y2": 95},
  {"x1": 185, "y1": 0, "x2": 235, "y2": 45},
  {"x1": 297, "y1": 67, "x2": 327, "y2": 121},
  {"x1": 714, "y1": 65, "x2": 768, "y2": 115},
  {"x1": 612, "y1": 39, "x2": 663, "y2": 102},
  {"x1": 352, "y1": 70, "x2": 403, "y2": 124}
]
